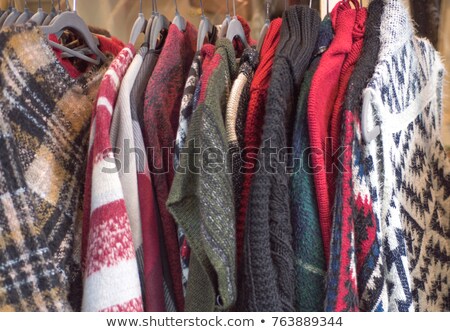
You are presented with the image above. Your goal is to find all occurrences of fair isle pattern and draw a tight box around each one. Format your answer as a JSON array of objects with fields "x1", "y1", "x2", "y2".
[
  {"x1": 173, "y1": 51, "x2": 202, "y2": 295},
  {"x1": 364, "y1": 0, "x2": 449, "y2": 311},
  {"x1": 82, "y1": 46, "x2": 144, "y2": 312},
  {"x1": 327, "y1": 0, "x2": 388, "y2": 313},
  {"x1": 0, "y1": 25, "x2": 110, "y2": 311}
]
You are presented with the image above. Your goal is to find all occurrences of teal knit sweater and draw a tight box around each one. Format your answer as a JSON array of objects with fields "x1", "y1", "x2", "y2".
[{"x1": 290, "y1": 16, "x2": 333, "y2": 312}]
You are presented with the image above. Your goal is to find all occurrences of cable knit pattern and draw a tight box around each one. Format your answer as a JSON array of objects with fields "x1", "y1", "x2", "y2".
[
  {"x1": 363, "y1": 0, "x2": 449, "y2": 312},
  {"x1": 240, "y1": 6, "x2": 320, "y2": 312},
  {"x1": 290, "y1": 15, "x2": 333, "y2": 312},
  {"x1": 237, "y1": 19, "x2": 282, "y2": 285},
  {"x1": 226, "y1": 48, "x2": 259, "y2": 267}
]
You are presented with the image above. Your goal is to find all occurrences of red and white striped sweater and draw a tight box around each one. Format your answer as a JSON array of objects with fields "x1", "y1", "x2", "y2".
[{"x1": 81, "y1": 45, "x2": 144, "y2": 312}]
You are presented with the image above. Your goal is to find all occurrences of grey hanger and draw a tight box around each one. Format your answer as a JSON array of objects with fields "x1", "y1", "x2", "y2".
[
  {"x1": 257, "y1": 0, "x2": 271, "y2": 53},
  {"x1": 149, "y1": 0, "x2": 170, "y2": 50},
  {"x1": 2, "y1": 1, "x2": 21, "y2": 29},
  {"x1": 172, "y1": 0, "x2": 186, "y2": 32},
  {"x1": 129, "y1": 0, "x2": 147, "y2": 45},
  {"x1": 144, "y1": 0, "x2": 157, "y2": 44},
  {"x1": 361, "y1": 90, "x2": 381, "y2": 144},
  {"x1": 219, "y1": 0, "x2": 231, "y2": 38},
  {"x1": 42, "y1": 0, "x2": 58, "y2": 26},
  {"x1": 29, "y1": 0, "x2": 48, "y2": 26},
  {"x1": 196, "y1": 0, "x2": 213, "y2": 51},
  {"x1": 225, "y1": 0, "x2": 249, "y2": 49},
  {"x1": 15, "y1": 1, "x2": 34, "y2": 25},
  {"x1": 0, "y1": 2, "x2": 12, "y2": 27},
  {"x1": 41, "y1": 0, "x2": 106, "y2": 65}
]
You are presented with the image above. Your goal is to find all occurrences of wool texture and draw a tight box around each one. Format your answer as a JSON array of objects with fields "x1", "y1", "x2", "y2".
[
  {"x1": 110, "y1": 46, "x2": 146, "y2": 302},
  {"x1": 239, "y1": 6, "x2": 320, "y2": 312},
  {"x1": 362, "y1": 0, "x2": 449, "y2": 312},
  {"x1": 226, "y1": 48, "x2": 259, "y2": 268},
  {"x1": 0, "y1": 25, "x2": 112, "y2": 312},
  {"x1": 326, "y1": 0, "x2": 390, "y2": 312},
  {"x1": 308, "y1": 0, "x2": 357, "y2": 262},
  {"x1": 237, "y1": 18, "x2": 282, "y2": 270},
  {"x1": 290, "y1": 15, "x2": 333, "y2": 312},
  {"x1": 167, "y1": 39, "x2": 238, "y2": 312},
  {"x1": 129, "y1": 47, "x2": 168, "y2": 312},
  {"x1": 142, "y1": 23, "x2": 197, "y2": 312},
  {"x1": 82, "y1": 45, "x2": 146, "y2": 312}
]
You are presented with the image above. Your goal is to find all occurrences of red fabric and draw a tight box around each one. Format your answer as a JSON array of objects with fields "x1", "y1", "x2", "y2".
[
  {"x1": 50, "y1": 33, "x2": 124, "y2": 79},
  {"x1": 138, "y1": 171, "x2": 165, "y2": 312},
  {"x1": 327, "y1": 6, "x2": 368, "y2": 312},
  {"x1": 307, "y1": 0, "x2": 357, "y2": 262},
  {"x1": 329, "y1": 8, "x2": 367, "y2": 210},
  {"x1": 237, "y1": 18, "x2": 282, "y2": 268},
  {"x1": 142, "y1": 23, "x2": 197, "y2": 312}
]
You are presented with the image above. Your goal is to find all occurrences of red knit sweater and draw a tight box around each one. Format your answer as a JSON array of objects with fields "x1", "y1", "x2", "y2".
[
  {"x1": 307, "y1": 0, "x2": 357, "y2": 262},
  {"x1": 142, "y1": 23, "x2": 197, "y2": 312},
  {"x1": 237, "y1": 18, "x2": 282, "y2": 267},
  {"x1": 329, "y1": 7, "x2": 367, "y2": 211}
]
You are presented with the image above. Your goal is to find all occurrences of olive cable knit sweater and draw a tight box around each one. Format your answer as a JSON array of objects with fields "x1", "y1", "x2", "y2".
[{"x1": 239, "y1": 6, "x2": 321, "y2": 312}]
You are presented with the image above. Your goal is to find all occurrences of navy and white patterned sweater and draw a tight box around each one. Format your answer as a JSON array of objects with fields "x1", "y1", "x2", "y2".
[{"x1": 361, "y1": 0, "x2": 450, "y2": 312}]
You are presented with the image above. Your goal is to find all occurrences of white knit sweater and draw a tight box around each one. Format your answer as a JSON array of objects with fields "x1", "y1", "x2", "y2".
[{"x1": 361, "y1": 0, "x2": 450, "y2": 312}]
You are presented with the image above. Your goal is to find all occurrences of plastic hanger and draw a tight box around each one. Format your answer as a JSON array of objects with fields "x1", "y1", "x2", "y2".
[
  {"x1": 172, "y1": 0, "x2": 186, "y2": 32},
  {"x1": 15, "y1": 0, "x2": 34, "y2": 25},
  {"x1": 225, "y1": 0, "x2": 249, "y2": 49},
  {"x1": 0, "y1": 1, "x2": 12, "y2": 27},
  {"x1": 196, "y1": 0, "x2": 214, "y2": 51},
  {"x1": 149, "y1": 0, "x2": 170, "y2": 50},
  {"x1": 257, "y1": 0, "x2": 271, "y2": 53},
  {"x1": 41, "y1": 0, "x2": 106, "y2": 65},
  {"x1": 219, "y1": 0, "x2": 231, "y2": 38},
  {"x1": 129, "y1": 0, "x2": 147, "y2": 45},
  {"x1": 2, "y1": 1, "x2": 21, "y2": 28},
  {"x1": 30, "y1": 0, "x2": 48, "y2": 26},
  {"x1": 144, "y1": 0, "x2": 157, "y2": 44},
  {"x1": 42, "y1": 0, "x2": 58, "y2": 26}
]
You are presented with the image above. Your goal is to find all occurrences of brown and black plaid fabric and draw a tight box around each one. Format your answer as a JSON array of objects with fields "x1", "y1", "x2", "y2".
[{"x1": 0, "y1": 25, "x2": 110, "y2": 311}]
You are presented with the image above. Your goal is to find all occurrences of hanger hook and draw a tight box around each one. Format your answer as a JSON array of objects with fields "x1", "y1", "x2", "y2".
[
  {"x1": 199, "y1": 0, "x2": 205, "y2": 17},
  {"x1": 24, "y1": 0, "x2": 28, "y2": 9},
  {"x1": 225, "y1": 0, "x2": 230, "y2": 16},
  {"x1": 232, "y1": 0, "x2": 236, "y2": 17},
  {"x1": 173, "y1": 0, "x2": 178, "y2": 14},
  {"x1": 73, "y1": 0, "x2": 77, "y2": 12},
  {"x1": 266, "y1": 0, "x2": 270, "y2": 19},
  {"x1": 154, "y1": 0, "x2": 158, "y2": 13},
  {"x1": 327, "y1": 0, "x2": 329, "y2": 14},
  {"x1": 285, "y1": 0, "x2": 287, "y2": 11},
  {"x1": 309, "y1": 0, "x2": 312, "y2": 8}
]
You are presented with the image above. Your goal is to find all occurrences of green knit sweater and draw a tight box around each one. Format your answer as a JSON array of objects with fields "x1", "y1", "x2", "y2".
[
  {"x1": 290, "y1": 16, "x2": 333, "y2": 312},
  {"x1": 167, "y1": 39, "x2": 238, "y2": 312}
]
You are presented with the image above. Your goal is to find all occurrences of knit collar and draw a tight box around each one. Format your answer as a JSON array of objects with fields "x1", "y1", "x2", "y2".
[
  {"x1": 378, "y1": 0, "x2": 414, "y2": 59},
  {"x1": 277, "y1": 5, "x2": 321, "y2": 88}
]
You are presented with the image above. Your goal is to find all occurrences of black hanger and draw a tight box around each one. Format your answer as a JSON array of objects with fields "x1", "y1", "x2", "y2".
[{"x1": 41, "y1": 0, "x2": 106, "y2": 65}]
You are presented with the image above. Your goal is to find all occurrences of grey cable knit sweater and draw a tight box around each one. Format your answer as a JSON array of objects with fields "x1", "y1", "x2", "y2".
[{"x1": 238, "y1": 6, "x2": 321, "y2": 312}]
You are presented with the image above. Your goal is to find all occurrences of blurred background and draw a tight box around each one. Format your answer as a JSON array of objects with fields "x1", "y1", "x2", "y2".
[{"x1": 1, "y1": 0, "x2": 449, "y2": 151}]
